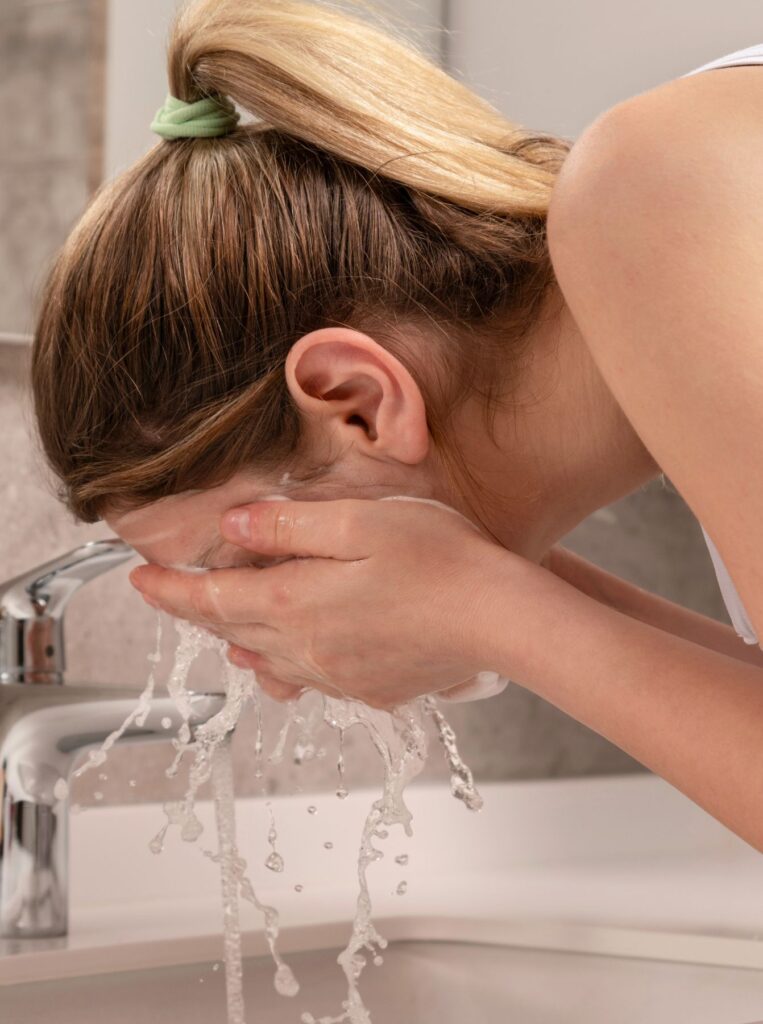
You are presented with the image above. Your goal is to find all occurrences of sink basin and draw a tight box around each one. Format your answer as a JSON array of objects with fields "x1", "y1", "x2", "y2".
[
  {"x1": 2, "y1": 773, "x2": 763, "y2": 1023},
  {"x1": 5, "y1": 940, "x2": 763, "y2": 1024}
]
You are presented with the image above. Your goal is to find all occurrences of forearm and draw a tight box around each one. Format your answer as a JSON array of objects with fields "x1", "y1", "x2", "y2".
[
  {"x1": 546, "y1": 545, "x2": 763, "y2": 669},
  {"x1": 479, "y1": 554, "x2": 763, "y2": 852}
]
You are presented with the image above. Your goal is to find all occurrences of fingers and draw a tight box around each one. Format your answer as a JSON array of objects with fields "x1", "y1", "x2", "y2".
[
  {"x1": 260, "y1": 676, "x2": 306, "y2": 703},
  {"x1": 226, "y1": 646, "x2": 304, "y2": 703},
  {"x1": 129, "y1": 563, "x2": 274, "y2": 625},
  {"x1": 220, "y1": 499, "x2": 373, "y2": 560}
]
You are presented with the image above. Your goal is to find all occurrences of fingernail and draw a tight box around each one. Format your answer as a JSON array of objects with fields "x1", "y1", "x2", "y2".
[
  {"x1": 221, "y1": 508, "x2": 251, "y2": 542},
  {"x1": 129, "y1": 568, "x2": 145, "y2": 591}
]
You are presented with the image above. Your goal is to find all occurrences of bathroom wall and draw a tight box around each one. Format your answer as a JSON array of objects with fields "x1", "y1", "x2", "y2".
[
  {"x1": 0, "y1": 0, "x2": 105, "y2": 338},
  {"x1": 446, "y1": 0, "x2": 763, "y2": 141},
  {"x1": 0, "y1": 0, "x2": 737, "y2": 810}
]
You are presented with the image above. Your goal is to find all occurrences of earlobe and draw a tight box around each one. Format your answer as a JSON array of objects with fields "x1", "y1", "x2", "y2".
[{"x1": 284, "y1": 326, "x2": 429, "y2": 465}]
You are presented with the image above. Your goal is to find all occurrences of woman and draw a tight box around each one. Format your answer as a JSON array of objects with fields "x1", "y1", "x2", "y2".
[{"x1": 31, "y1": 0, "x2": 763, "y2": 851}]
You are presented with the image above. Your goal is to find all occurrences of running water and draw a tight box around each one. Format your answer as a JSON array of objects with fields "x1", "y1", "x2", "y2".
[
  {"x1": 299, "y1": 696, "x2": 432, "y2": 1024},
  {"x1": 73, "y1": 614, "x2": 484, "y2": 1023}
]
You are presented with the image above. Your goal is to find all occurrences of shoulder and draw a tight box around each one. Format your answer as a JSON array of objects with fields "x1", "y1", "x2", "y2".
[
  {"x1": 543, "y1": 65, "x2": 763, "y2": 644},
  {"x1": 547, "y1": 63, "x2": 763, "y2": 240}
]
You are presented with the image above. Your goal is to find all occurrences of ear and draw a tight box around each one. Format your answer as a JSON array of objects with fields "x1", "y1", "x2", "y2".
[{"x1": 283, "y1": 327, "x2": 429, "y2": 464}]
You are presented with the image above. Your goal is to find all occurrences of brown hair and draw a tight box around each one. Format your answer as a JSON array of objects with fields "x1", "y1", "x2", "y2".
[{"x1": 31, "y1": 0, "x2": 572, "y2": 525}]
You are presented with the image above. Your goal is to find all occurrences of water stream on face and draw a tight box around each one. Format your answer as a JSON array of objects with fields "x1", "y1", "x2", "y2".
[{"x1": 73, "y1": 538, "x2": 487, "y2": 1023}]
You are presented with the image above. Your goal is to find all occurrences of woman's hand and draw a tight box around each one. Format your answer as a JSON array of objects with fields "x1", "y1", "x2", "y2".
[{"x1": 128, "y1": 497, "x2": 537, "y2": 709}]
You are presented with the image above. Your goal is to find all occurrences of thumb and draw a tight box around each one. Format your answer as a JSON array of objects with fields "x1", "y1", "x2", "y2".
[{"x1": 220, "y1": 497, "x2": 372, "y2": 560}]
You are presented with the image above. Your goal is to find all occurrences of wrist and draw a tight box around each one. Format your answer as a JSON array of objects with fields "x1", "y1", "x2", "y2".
[{"x1": 466, "y1": 545, "x2": 597, "y2": 691}]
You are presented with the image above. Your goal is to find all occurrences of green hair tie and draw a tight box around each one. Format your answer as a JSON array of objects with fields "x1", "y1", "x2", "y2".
[{"x1": 150, "y1": 93, "x2": 240, "y2": 140}]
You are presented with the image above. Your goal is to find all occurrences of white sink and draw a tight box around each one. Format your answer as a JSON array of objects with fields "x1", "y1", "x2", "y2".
[{"x1": 2, "y1": 774, "x2": 763, "y2": 1023}]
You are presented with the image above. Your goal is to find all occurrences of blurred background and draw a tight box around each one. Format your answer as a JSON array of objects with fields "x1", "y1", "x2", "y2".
[{"x1": 1, "y1": 0, "x2": 755, "y2": 807}]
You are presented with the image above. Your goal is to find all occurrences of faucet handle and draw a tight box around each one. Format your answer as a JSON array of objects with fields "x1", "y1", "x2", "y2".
[{"x1": 0, "y1": 539, "x2": 135, "y2": 685}]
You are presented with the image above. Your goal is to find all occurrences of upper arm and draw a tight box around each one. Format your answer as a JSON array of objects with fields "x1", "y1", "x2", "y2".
[{"x1": 546, "y1": 82, "x2": 763, "y2": 642}]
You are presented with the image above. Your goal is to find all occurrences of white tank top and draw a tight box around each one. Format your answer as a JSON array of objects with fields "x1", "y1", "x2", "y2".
[{"x1": 679, "y1": 43, "x2": 763, "y2": 645}]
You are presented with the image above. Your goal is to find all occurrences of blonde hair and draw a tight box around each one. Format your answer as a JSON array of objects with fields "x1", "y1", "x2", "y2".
[{"x1": 32, "y1": 0, "x2": 572, "y2": 524}]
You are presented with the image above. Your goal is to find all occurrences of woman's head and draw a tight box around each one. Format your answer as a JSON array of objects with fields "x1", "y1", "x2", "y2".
[{"x1": 31, "y1": 0, "x2": 571, "y2": 557}]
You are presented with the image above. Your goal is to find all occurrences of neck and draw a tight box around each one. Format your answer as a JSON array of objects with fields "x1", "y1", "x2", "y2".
[{"x1": 440, "y1": 286, "x2": 661, "y2": 562}]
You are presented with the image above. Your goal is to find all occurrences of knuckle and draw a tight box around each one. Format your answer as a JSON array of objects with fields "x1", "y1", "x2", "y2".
[
  {"x1": 262, "y1": 575, "x2": 291, "y2": 611},
  {"x1": 272, "y1": 508, "x2": 293, "y2": 554},
  {"x1": 272, "y1": 580, "x2": 292, "y2": 610},
  {"x1": 259, "y1": 676, "x2": 296, "y2": 703},
  {"x1": 190, "y1": 576, "x2": 217, "y2": 620}
]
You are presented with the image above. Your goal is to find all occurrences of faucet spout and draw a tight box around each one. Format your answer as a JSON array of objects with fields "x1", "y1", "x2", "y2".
[
  {"x1": 0, "y1": 539, "x2": 135, "y2": 685},
  {"x1": 0, "y1": 539, "x2": 229, "y2": 939}
]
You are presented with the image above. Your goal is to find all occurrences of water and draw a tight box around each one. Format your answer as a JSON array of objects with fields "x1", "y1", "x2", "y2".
[
  {"x1": 336, "y1": 729, "x2": 349, "y2": 799},
  {"x1": 210, "y1": 737, "x2": 246, "y2": 1024},
  {"x1": 70, "y1": 616, "x2": 164, "y2": 783},
  {"x1": 298, "y1": 696, "x2": 436, "y2": 1024},
  {"x1": 422, "y1": 697, "x2": 484, "y2": 811},
  {"x1": 75, "y1": 590, "x2": 484, "y2": 1024},
  {"x1": 265, "y1": 803, "x2": 285, "y2": 873}
]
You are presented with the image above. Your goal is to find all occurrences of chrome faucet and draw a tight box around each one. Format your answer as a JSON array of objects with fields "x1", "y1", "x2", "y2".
[{"x1": 0, "y1": 540, "x2": 223, "y2": 939}]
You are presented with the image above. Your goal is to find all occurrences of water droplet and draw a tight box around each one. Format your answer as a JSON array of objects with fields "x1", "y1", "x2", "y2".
[
  {"x1": 294, "y1": 884, "x2": 304, "y2": 893},
  {"x1": 323, "y1": 841, "x2": 333, "y2": 850},
  {"x1": 93, "y1": 791, "x2": 104, "y2": 802},
  {"x1": 149, "y1": 836, "x2": 164, "y2": 855},
  {"x1": 161, "y1": 716, "x2": 172, "y2": 730},
  {"x1": 307, "y1": 805, "x2": 317, "y2": 815},
  {"x1": 265, "y1": 851, "x2": 284, "y2": 873},
  {"x1": 394, "y1": 854, "x2": 409, "y2": 866},
  {"x1": 97, "y1": 773, "x2": 108, "y2": 782},
  {"x1": 293, "y1": 740, "x2": 315, "y2": 764},
  {"x1": 180, "y1": 815, "x2": 204, "y2": 842},
  {"x1": 373, "y1": 955, "x2": 384, "y2": 966},
  {"x1": 274, "y1": 962, "x2": 300, "y2": 997},
  {"x1": 396, "y1": 881, "x2": 408, "y2": 896},
  {"x1": 212, "y1": 962, "x2": 221, "y2": 972},
  {"x1": 53, "y1": 778, "x2": 68, "y2": 801},
  {"x1": 336, "y1": 787, "x2": 349, "y2": 800},
  {"x1": 128, "y1": 779, "x2": 137, "y2": 788}
]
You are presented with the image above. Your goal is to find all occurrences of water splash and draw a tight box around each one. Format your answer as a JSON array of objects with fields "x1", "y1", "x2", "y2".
[
  {"x1": 71, "y1": 615, "x2": 163, "y2": 781},
  {"x1": 210, "y1": 739, "x2": 246, "y2": 1024},
  {"x1": 208, "y1": 737, "x2": 299, "y2": 1021},
  {"x1": 148, "y1": 619, "x2": 298, "y2": 1012},
  {"x1": 83, "y1": 588, "x2": 485, "y2": 1024},
  {"x1": 423, "y1": 696, "x2": 483, "y2": 811},
  {"x1": 299, "y1": 696, "x2": 431, "y2": 1024},
  {"x1": 264, "y1": 802, "x2": 285, "y2": 873},
  {"x1": 336, "y1": 728, "x2": 349, "y2": 799}
]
